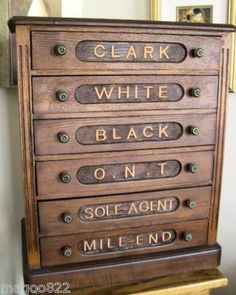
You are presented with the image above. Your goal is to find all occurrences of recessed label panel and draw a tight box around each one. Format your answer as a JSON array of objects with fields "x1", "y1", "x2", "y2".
[
  {"x1": 75, "y1": 83, "x2": 184, "y2": 104},
  {"x1": 76, "y1": 122, "x2": 183, "y2": 145},
  {"x1": 77, "y1": 160, "x2": 181, "y2": 185},
  {"x1": 79, "y1": 229, "x2": 176, "y2": 255},
  {"x1": 79, "y1": 197, "x2": 179, "y2": 221},
  {"x1": 76, "y1": 41, "x2": 186, "y2": 62}
]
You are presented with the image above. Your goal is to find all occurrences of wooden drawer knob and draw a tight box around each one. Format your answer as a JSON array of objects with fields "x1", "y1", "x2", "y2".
[
  {"x1": 186, "y1": 199, "x2": 197, "y2": 209},
  {"x1": 61, "y1": 246, "x2": 73, "y2": 257},
  {"x1": 54, "y1": 44, "x2": 67, "y2": 56},
  {"x1": 57, "y1": 132, "x2": 70, "y2": 143},
  {"x1": 61, "y1": 212, "x2": 73, "y2": 224},
  {"x1": 56, "y1": 90, "x2": 68, "y2": 102},
  {"x1": 193, "y1": 48, "x2": 204, "y2": 58},
  {"x1": 59, "y1": 172, "x2": 71, "y2": 184},
  {"x1": 188, "y1": 163, "x2": 199, "y2": 173},
  {"x1": 184, "y1": 232, "x2": 193, "y2": 242}
]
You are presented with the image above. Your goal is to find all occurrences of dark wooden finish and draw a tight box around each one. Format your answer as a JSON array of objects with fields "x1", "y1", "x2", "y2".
[
  {"x1": 36, "y1": 149, "x2": 213, "y2": 199},
  {"x1": 31, "y1": 32, "x2": 221, "y2": 71},
  {"x1": 11, "y1": 17, "x2": 232, "y2": 288},
  {"x1": 32, "y1": 76, "x2": 218, "y2": 113},
  {"x1": 40, "y1": 219, "x2": 208, "y2": 266},
  {"x1": 38, "y1": 186, "x2": 211, "y2": 236},
  {"x1": 34, "y1": 113, "x2": 216, "y2": 155}
]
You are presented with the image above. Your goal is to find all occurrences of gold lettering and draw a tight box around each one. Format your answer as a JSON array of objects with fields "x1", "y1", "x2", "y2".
[
  {"x1": 95, "y1": 86, "x2": 114, "y2": 100},
  {"x1": 143, "y1": 86, "x2": 153, "y2": 99},
  {"x1": 112, "y1": 128, "x2": 122, "y2": 140},
  {"x1": 127, "y1": 128, "x2": 137, "y2": 140},
  {"x1": 168, "y1": 200, "x2": 173, "y2": 210},
  {"x1": 159, "y1": 124, "x2": 169, "y2": 138},
  {"x1": 139, "y1": 201, "x2": 150, "y2": 212},
  {"x1": 144, "y1": 46, "x2": 154, "y2": 59},
  {"x1": 126, "y1": 45, "x2": 137, "y2": 59},
  {"x1": 134, "y1": 85, "x2": 139, "y2": 99},
  {"x1": 158, "y1": 162, "x2": 167, "y2": 175},
  {"x1": 159, "y1": 85, "x2": 168, "y2": 98},
  {"x1": 128, "y1": 203, "x2": 138, "y2": 214},
  {"x1": 84, "y1": 207, "x2": 94, "y2": 219},
  {"x1": 119, "y1": 236, "x2": 126, "y2": 247},
  {"x1": 136, "y1": 234, "x2": 146, "y2": 246},
  {"x1": 114, "y1": 204, "x2": 123, "y2": 216},
  {"x1": 125, "y1": 165, "x2": 136, "y2": 179},
  {"x1": 107, "y1": 238, "x2": 115, "y2": 249},
  {"x1": 99, "y1": 239, "x2": 103, "y2": 250},
  {"x1": 159, "y1": 46, "x2": 170, "y2": 60},
  {"x1": 96, "y1": 129, "x2": 107, "y2": 141},
  {"x1": 94, "y1": 168, "x2": 105, "y2": 180},
  {"x1": 118, "y1": 86, "x2": 130, "y2": 99},
  {"x1": 143, "y1": 126, "x2": 154, "y2": 138},
  {"x1": 162, "y1": 231, "x2": 172, "y2": 242},
  {"x1": 94, "y1": 207, "x2": 106, "y2": 217},
  {"x1": 94, "y1": 44, "x2": 105, "y2": 58},
  {"x1": 84, "y1": 240, "x2": 96, "y2": 251},
  {"x1": 150, "y1": 201, "x2": 158, "y2": 212},
  {"x1": 149, "y1": 233, "x2": 159, "y2": 244},
  {"x1": 157, "y1": 200, "x2": 168, "y2": 211},
  {"x1": 112, "y1": 45, "x2": 121, "y2": 58}
]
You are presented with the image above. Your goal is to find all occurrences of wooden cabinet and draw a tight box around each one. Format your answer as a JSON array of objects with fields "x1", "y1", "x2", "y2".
[{"x1": 8, "y1": 17, "x2": 234, "y2": 290}]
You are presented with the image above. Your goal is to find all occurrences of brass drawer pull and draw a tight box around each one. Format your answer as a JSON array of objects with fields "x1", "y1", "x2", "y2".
[
  {"x1": 190, "y1": 88, "x2": 201, "y2": 97},
  {"x1": 189, "y1": 126, "x2": 200, "y2": 136},
  {"x1": 193, "y1": 48, "x2": 204, "y2": 58},
  {"x1": 184, "y1": 232, "x2": 193, "y2": 242},
  {"x1": 56, "y1": 90, "x2": 68, "y2": 102},
  {"x1": 57, "y1": 132, "x2": 70, "y2": 143},
  {"x1": 61, "y1": 212, "x2": 73, "y2": 224},
  {"x1": 54, "y1": 44, "x2": 67, "y2": 56},
  {"x1": 186, "y1": 199, "x2": 197, "y2": 209},
  {"x1": 59, "y1": 172, "x2": 71, "y2": 184},
  {"x1": 61, "y1": 246, "x2": 73, "y2": 257},
  {"x1": 188, "y1": 163, "x2": 199, "y2": 173}
]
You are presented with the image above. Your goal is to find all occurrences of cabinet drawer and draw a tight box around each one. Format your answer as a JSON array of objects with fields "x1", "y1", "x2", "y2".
[
  {"x1": 38, "y1": 186, "x2": 211, "y2": 236},
  {"x1": 32, "y1": 76, "x2": 218, "y2": 114},
  {"x1": 36, "y1": 149, "x2": 214, "y2": 199},
  {"x1": 34, "y1": 113, "x2": 216, "y2": 155},
  {"x1": 31, "y1": 32, "x2": 221, "y2": 71},
  {"x1": 40, "y1": 219, "x2": 208, "y2": 266}
]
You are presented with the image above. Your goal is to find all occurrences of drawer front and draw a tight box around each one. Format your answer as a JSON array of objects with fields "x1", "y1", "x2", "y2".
[
  {"x1": 31, "y1": 32, "x2": 221, "y2": 71},
  {"x1": 36, "y1": 150, "x2": 214, "y2": 199},
  {"x1": 40, "y1": 219, "x2": 208, "y2": 266},
  {"x1": 32, "y1": 76, "x2": 218, "y2": 114},
  {"x1": 39, "y1": 186, "x2": 211, "y2": 236},
  {"x1": 34, "y1": 113, "x2": 216, "y2": 155}
]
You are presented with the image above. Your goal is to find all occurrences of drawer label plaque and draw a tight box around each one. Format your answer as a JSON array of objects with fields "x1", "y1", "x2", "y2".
[
  {"x1": 76, "y1": 123, "x2": 183, "y2": 145},
  {"x1": 77, "y1": 160, "x2": 181, "y2": 184},
  {"x1": 75, "y1": 83, "x2": 184, "y2": 104},
  {"x1": 76, "y1": 41, "x2": 186, "y2": 62},
  {"x1": 79, "y1": 229, "x2": 176, "y2": 255},
  {"x1": 79, "y1": 197, "x2": 178, "y2": 221}
]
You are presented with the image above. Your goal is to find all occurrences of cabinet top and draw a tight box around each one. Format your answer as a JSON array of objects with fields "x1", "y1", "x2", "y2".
[{"x1": 8, "y1": 16, "x2": 235, "y2": 33}]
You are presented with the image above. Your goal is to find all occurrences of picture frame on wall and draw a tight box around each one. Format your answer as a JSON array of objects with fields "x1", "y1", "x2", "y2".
[
  {"x1": 150, "y1": 0, "x2": 236, "y2": 92},
  {"x1": 0, "y1": 0, "x2": 61, "y2": 88},
  {"x1": 176, "y1": 5, "x2": 213, "y2": 23}
]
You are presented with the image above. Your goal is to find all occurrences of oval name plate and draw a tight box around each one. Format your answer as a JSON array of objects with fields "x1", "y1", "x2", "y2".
[
  {"x1": 77, "y1": 160, "x2": 181, "y2": 184},
  {"x1": 76, "y1": 41, "x2": 187, "y2": 62},
  {"x1": 79, "y1": 197, "x2": 179, "y2": 221},
  {"x1": 79, "y1": 229, "x2": 176, "y2": 255},
  {"x1": 75, "y1": 83, "x2": 184, "y2": 104},
  {"x1": 76, "y1": 122, "x2": 183, "y2": 145}
]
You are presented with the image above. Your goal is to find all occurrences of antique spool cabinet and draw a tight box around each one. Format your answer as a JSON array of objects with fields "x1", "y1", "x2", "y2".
[{"x1": 8, "y1": 17, "x2": 234, "y2": 290}]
